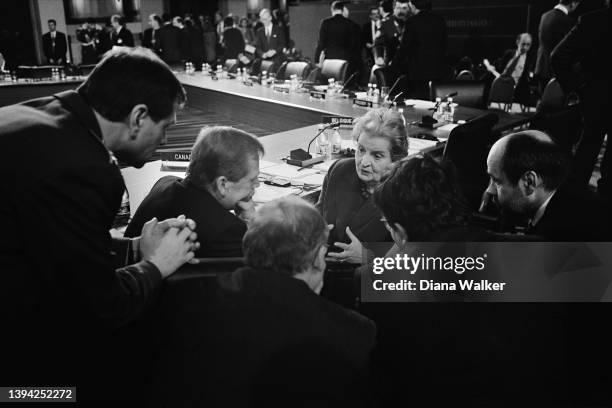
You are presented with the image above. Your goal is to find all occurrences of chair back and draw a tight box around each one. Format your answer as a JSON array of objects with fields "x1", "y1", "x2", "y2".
[
  {"x1": 488, "y1": 76, "x2": 515, "y2": 110},
  {"x1": 429, "y1": 80, "x2": 487, "y2": 109},
  {"x1": 537, "y1": 78, "x2": 565, "y2": 112},
  {"x1": 167, "y1": 257, "x2": 245, "y2": 283},
  {"x1": 260, "y1": 59, "x2": 275, "y2": 74},
  {"x1": 455, "y1": 69, "x2": 475, "y2": 81},
  {"x1": 223, "y1": 58, "x2": 239, "y2": 73},
  {"x1": 277, "y1": 61, "x2": 310, "y2": 80},
  {"x1": 443, "y1": 112, "x2": 499, "y2": 209},
  {"x1": 320, "y1": 59, "x2": 348, "y2": 83}
]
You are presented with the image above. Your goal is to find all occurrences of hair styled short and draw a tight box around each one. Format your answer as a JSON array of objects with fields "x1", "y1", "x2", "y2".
[
  {"x1": 352, "y1": 108, "x2": 409, "y2": 161},
  {"x1": 186, "y1": 126, "x2": 264, "y2": 189},
  {"x1": 48, "y1": 19, "x2": 57, "y2": 25},
  {"x1": 111, "y1": 14, "x2": 124, "y2": 25},
  {"x1": 331, "y1": 1, "x2": 345, "y2": 11},
  {"x1": 500, "y1": 131, "x2": 570, "y2": 191},
  {"x1": 374, "y1": 155, "x2": 470, "y2": 241},
  {"x1": 78, "y1": 47, "x2": 186, "y2": 122},
  {"x1": 243, "y1": 197, "x2": 328, "y2": 276}
]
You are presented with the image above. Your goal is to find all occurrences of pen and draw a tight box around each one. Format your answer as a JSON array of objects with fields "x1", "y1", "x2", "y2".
[{"x1": 297, "y1": 165, "x2": 314, "y2": 171}]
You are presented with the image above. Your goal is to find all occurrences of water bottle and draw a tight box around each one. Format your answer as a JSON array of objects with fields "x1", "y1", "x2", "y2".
[
  {"x1": 372, "y1": 84, "x2": 380, "y2": 105},
  {"x1": 317, "y1": 125, "x2": 330, "y2": 159},
  {"x1": 397, "y1": 108, "x2": 407, "y2": 126},
  {"x1": 327, "y1": 78, "x2": 335, "y2": 96},
  {"x1": 432, "y1": 97, "x2": 443, "y2": 122},
  {"x1": 366, "y1": 83, "x2": 373, "y2": 101},
  {"x1": 445, "y1": 97, "x2": 455, "y2": 123},
  {"x1": 331, "y1": 127, "x2": 342, "y2": 155}
]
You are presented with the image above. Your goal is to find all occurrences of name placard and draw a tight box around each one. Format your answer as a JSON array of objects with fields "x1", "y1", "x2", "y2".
[
  {"x1": 273, "y1": 85, "x2": 290, "y2": 93},
  {"x1": 353, "y1": 98, "x2": 373, "y2": 108},
  {"x1": 161, "y1": 151, "x2": 191, "y2": 162},
  {"x1": 310, "y1": 91, "x2": 326, "y2": 100},
  {"x1": 321, "y1": 115, "x2": 354, "y2": 127}
]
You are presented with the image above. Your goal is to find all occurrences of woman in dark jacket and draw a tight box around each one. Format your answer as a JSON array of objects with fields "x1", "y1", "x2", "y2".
[{"x1": 316, "y1": 108, "x2": 408, "y2": 264}]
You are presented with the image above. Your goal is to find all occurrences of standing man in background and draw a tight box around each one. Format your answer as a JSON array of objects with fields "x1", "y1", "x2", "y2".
[
  {"x1": 158, "y1": 13, "x2": 183, "y2": 68},
  {"x1": 315, "y1": 2, "x2": 356, "y2": 68},
  {"x1": 76, "y1": 18, "x2": 103, "y2": 64},
  {"x1": 254, "y1": 8, "x2": 286, "y2": 72},
  {"x1": 110, "y1": 14, "x2": 134, "y2": 47},
  {"x1": 552, "y1": 1, "x2": 610, "y2": 198},
  {"x1": 373, "y1": 0, "x2": 410, "y2": 67},
  {"x1": 390, "y1": 0, "x2": 447, "y2": 99},
  {"x1": 142, "y1": 13, "x2": 162, "y2": 55},
  {"x1": 42, "y1": 19, "x2": 67, "y2": 65},
  {"x1": 535, "y1": 0, "x2": 581, "y2": 91}
]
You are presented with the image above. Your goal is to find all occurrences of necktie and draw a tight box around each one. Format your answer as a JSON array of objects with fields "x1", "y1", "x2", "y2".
[{"x1": 502, "y1": 54, "x2": 521, "y2": 78}]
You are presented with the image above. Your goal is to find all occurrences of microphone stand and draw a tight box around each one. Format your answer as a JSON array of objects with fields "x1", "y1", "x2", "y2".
[{"x1": 287, "y1": 123, "x2": 340, "y2": 167}]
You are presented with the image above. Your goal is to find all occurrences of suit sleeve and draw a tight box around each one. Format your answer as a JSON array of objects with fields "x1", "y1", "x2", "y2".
[
  {"x1": 22, "y1": 148, "x2": 163, "y2": 330},
  {"x1": 42, "y1": 35, "x2": 51, "y2": 59},
  {"x1": 551, "y1": 17, "x2": 584, "y2": 93},
  {"x1": 314, "y1": 20, "x2": 326, "y2": 62},
  {"x1": 276, "y1": 26, "x2": 287, "y2": 52},
  {"x1": 390, "y1": 22, "x2": 411, "y2": 69}
]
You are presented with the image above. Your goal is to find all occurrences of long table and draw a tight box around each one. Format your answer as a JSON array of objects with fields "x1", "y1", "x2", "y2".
[{"x1": 178, "y1": 73, "x2": 532, "y2": 135}]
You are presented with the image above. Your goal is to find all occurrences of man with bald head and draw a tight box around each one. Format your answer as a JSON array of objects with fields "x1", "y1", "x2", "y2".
[{"x1": 485, "y1": 130, "x2": 609, "y2": 240}]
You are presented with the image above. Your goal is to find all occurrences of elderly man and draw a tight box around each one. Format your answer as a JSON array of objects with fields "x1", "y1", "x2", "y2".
[
  {"x1": 485, "y1": 130, "x2": 609, "y2": 240},
  {"x1": 0, "y1": 47, "x2": 198, "y2": 401},
  {"x1": 110, "y1": 14, "x2": 134, "y2": 47},
  {"x1": 126, "y1": 126, "x2": 263, "y2": 257},
  {"x1": 149, "y1": 196, "x2": 376, "y2": 406},
  {"x1": 253, "y1": 8, "x2": 286, "y2": 71},
  {"x1": 484, "y1": 33, "x2": 536, "y2": 107}
]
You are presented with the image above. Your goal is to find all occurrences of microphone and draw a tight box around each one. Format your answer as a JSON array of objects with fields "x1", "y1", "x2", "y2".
[
  {"x1": 286, "y1": 122, "x2": 341, "y2": 167},
  {"x1": 338, "y1": 71, "x2": 358, "y2": 94},
  {"x1": 387, "y1": 74, "x2": 406, "y2": 101}
]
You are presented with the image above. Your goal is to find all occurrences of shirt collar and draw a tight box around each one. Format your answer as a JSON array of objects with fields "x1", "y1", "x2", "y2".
[
  {"x1": 554, "y1": 4, "x2": 570, "y2": 15},
  {"x1": 531, "y1": 190, "x2": 556, "y2": 227}
]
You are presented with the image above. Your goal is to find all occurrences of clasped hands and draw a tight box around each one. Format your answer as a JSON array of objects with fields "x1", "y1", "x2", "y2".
[
  {"x1": 326, "y1": 226, "x2": 364, "y2": 264},
  {"x1": 133, "y1": 215, "x2": 200, "y2": 278},
  {"x1": 262, "y1": 49, "x2": 277, "y2": 59}
]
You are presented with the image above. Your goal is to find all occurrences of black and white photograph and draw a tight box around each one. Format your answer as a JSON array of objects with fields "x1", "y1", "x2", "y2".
[{"x1": 0, "y1": 0, "x2": 610, "y2": 406}]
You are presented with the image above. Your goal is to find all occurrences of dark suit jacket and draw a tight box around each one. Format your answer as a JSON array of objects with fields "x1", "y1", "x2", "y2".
[
  {"x1": 391, "y1": 10, "x2": 447, "y2": 81},
  {"x1": 42, "y1": 31, "x2": 67, "y2": 63},
  {"x1": 373, "y1": 16, "x2": 402, "y2": 63},
  {"x1": 535, "y1": 8, "x2": 574, "y2": 82},
  {"x1": 158, "y1": 23, "x2": 182, "y2": 63},
  {"x1": 551, "y1": 7, "x2": 608, "y2": 97},
  {"x1": 142, "y1": 27, "x2": 161, "y2": 55},
  {"x1": 496, "y1": 48, "x2": 536, "y2": 105},
  {"x1": 0, "y1": 90, "x2": 162, "y2": 391},
  {"x1": 316, "y1": 158, "x2": 391, "y2": 246},
  {"x1": 527, "y1": 183, "x2": 610, "y2": 241},
  {"x1": 362, "y1": 20, "x2": 377, "y2": 48},
  {"x1": 148, "y1": 266, "x2": 376, "y2": 406},
  {"x1": 111, "y1": 26, "x2": 134, "y2": 47},
  {"x1": 254, "y1": 24, "x2": 286, "y2": 58},
  {"x1": 315, "y1": 14, "x2": 356, "y2": 62},
  {"x1": 125, "y1": 176, "x2": 246, "y2": 257},
  {"x1": 222, "y1": 27, "x2": 245, "y2": 59}
]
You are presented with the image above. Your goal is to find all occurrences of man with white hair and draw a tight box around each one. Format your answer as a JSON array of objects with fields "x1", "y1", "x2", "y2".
[{"x1": 253, "y1": 8, "x2": 287, "y2": 71}]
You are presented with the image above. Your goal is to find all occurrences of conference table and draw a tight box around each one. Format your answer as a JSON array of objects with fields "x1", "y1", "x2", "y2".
[{"x1": 119, "y1": 72, "x2": 532, "y2": 215}]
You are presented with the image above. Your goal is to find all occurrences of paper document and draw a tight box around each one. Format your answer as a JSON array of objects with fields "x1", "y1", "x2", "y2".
[
  {"x1": 260, "y1": 163, "x2": 319, "y2": 179},
  {"x1": 253, "y1": 185, "x2": 302, "y2": 203}
]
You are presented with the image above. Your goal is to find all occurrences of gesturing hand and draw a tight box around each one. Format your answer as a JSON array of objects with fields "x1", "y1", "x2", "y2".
[{"x1": 327, "y1": 226, "x2": 364, "y2": 264}]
